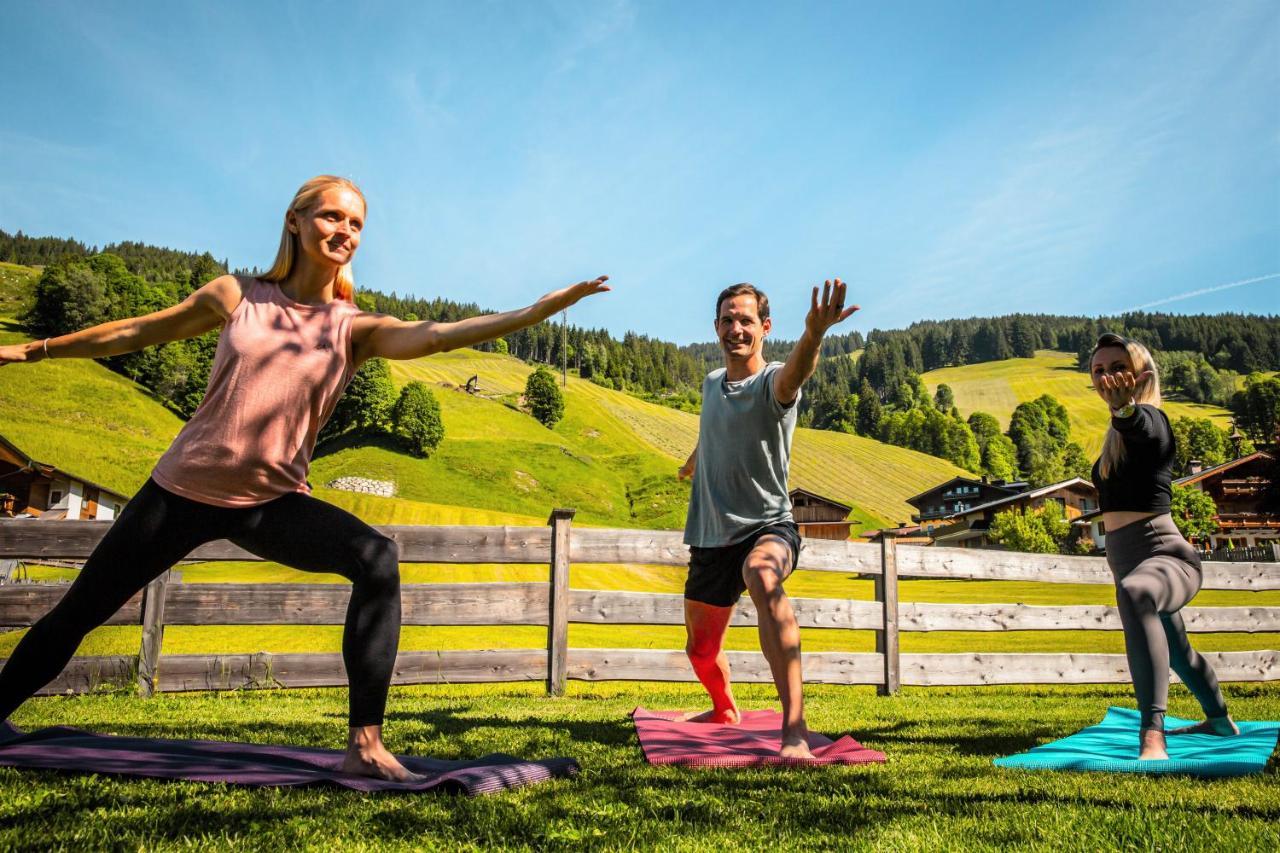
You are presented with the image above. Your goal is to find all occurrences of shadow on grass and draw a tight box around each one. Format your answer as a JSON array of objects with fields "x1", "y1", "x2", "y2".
[
  {"x1": 853, "y1": 722, "x2": 1056, "y2": 757},
  {"x1": 396, "y1": 707, "x2": 636, "y2": 747},
  {"x1": 313, "y1": 430, "x2": 404, "y2": 460}
]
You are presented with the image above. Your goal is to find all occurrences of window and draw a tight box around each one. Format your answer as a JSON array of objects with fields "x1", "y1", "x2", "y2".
[{"x1": 50, "y1": 490, "x2": 63, "y2": 506}]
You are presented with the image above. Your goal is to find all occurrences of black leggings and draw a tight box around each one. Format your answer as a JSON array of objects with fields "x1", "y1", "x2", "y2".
[{"x1": 0, "y1": 479, "x2": 401, "y2": 727}]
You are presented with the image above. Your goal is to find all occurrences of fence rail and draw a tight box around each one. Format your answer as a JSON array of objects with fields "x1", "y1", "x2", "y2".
[
  {"x1": 1202, "y1": 544, "x2": 1280, "y2": 564},
  {"x1": 2, "y1": 515, "x2": 1278, "y2": 698}
]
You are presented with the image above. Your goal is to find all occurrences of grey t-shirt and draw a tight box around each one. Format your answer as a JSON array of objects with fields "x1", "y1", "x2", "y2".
[{"x1": 683, "y1": 361, "x2": 799, "y2": 548}]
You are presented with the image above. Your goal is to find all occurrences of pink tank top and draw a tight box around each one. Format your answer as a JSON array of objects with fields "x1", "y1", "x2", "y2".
[{"x1": 151, "y1": 279, "x2": 361, "y2": 507}]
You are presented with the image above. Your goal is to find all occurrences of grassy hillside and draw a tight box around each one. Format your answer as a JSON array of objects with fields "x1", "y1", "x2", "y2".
[
  {"x1": 0, "y1": 320, "x2": 185, "y2": 496},
  {"x1": 923, "y1": 350, "x2": 1234, "y2": 456},
  {"x1": 380, "y1": 349, "x2": 966, "y2": 529},
  {"x1": 0, "y1": 262, "x2": 965, "y2": 530},
  {"x1": 0, "y1": 263, "x2": 187, "y2": 496},
  {"x1": 0, "y1": 262, "x2": 37, "y2": 317}
]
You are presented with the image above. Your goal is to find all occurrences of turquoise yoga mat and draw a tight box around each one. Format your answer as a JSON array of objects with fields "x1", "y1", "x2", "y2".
[{"x1": 994, "y1": 707, "x2": 1279, "y2": 777}]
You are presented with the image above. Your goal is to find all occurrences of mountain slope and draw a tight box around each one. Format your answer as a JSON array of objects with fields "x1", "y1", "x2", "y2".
[
  {"x1": 0, "y1": 263, "x2": 967, "y2": 529},
  {"x1": 923, "y1": 350, "x2": 1234, "y2": 456}
]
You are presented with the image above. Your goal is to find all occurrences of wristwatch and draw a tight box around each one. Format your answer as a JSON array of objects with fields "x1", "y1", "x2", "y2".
[{"x1": 1111, "y1": 401, "x2": 1137, "y2": 419}]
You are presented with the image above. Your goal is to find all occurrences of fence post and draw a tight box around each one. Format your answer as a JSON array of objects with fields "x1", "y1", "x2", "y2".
[
  {"x1": 875, "y1": 533, "x2": 900, "y2": 696},
  {"x1": 0, "y1": 560, "x2": 15, "y2": 584},
  {"x1": 137, "y1": 570, "x2": 172, "y2": 697},
  {"x1": 546, "y1": 508, "x2": 575, "y2": 696}
]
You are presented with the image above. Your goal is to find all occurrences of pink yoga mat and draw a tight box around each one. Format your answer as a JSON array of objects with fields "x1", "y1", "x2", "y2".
[{"x1": 632, "y1": 708, "x2": 886, "y2": 767}]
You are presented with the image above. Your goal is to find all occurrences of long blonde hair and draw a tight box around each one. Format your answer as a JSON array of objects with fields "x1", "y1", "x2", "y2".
[
  {"x1": 1097, "y1": 338, "x2": 1162, "y2": 478},
  {"x1": 260, "y1": 175, "x2": 365, "y2": 302}
]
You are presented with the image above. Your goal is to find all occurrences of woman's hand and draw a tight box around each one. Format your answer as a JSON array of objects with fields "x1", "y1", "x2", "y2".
[
  {"x1": 1097, "y1": 370, "x2": 1152, "y2": 412},
  {"x1": 538, "y1": 276, "x2": 611, "y2": 314},
  {"x1": 0, "y1": 276, "x2": 235, "y2": 365},
  {"x1": 0, "y1": 341, "x2": 45, "y2": 367},
  {"x1": 355, "y1": 275, "x2": 611, "y2": 362}
]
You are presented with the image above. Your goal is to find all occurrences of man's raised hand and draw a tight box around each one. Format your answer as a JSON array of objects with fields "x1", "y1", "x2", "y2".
[{"x1": 805, "y1": 278, "x2": 859, "y2": 338}]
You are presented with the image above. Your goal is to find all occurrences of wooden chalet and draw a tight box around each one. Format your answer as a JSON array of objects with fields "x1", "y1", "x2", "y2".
[
  {"x1": 1175, "y1": 451, "x2": 1278, "y2": 550},
  {"x1": 926, "y1": 477, "x2": 1100, "y2": 549},
  {"x1": 788, "y1": 487, "x2": 854, "y2": 540},
  {"x1": 0, "y1": 434, "x2": 128, "y2": 521},
  {"x1": 905, "y1": 476, "x2": 1030, "y2": 533}
]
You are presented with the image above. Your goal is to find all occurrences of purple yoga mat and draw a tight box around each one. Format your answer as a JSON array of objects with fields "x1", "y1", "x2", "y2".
[{"x1": 0, "y1": 720, "x2": 578, "y2": 795}]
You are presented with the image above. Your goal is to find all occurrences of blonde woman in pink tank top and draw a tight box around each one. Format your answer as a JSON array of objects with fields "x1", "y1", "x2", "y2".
[{"x1": 0, "y1": 175, "x2": 609, "y2": 782}]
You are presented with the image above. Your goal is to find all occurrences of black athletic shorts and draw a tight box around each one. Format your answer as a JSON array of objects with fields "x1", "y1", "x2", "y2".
[{"x1": 684, "y1": 521, "x2": 802, "y2": 608}]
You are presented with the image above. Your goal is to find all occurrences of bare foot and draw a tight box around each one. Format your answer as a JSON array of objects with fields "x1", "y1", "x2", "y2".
[
  {"x1": 1138, "y1": 728, "x2": 1168, "y2": 761},
  {"x1": 779, "y1": 725, "x2": 813, "y2": 760},
  {"x1": 341, "y1": 726, "x2": 424, "y2": 783},
  {"x1": 1167, "y1": 716, "x2": 1240, "y2": 737},
  {"x1": 681, "y1": 706, "x2": 741, "y2": 725}
]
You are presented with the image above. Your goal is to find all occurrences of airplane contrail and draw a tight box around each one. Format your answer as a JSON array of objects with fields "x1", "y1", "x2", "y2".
[{"x1": 1121, "y1": 272, "x2": 1280, "y2": 312}]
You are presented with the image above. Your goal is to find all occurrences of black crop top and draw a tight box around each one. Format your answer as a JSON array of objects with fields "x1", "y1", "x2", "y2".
[{"x1": 1090, "y1": 404, "x2": 1174, "y2": 514}]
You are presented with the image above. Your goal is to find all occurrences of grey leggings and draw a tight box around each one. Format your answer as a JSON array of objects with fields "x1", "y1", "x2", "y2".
[{"x1": 1106, "y1": 514, "x2": 1228, "y2": 731}]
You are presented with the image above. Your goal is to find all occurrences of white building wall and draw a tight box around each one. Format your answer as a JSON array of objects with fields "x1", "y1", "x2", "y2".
[{"x1": 66, "y1": 480, "x2": 83, "y2": 520}]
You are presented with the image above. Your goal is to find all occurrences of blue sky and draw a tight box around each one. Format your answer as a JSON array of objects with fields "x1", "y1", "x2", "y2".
[{"x1": 1, "y1": 1, "x2": 1276, "y2": 343}]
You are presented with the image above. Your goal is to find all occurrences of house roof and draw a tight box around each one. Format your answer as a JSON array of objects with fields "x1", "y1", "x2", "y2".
[
  {"x1": 939, "y1": 477, "x2": 1094, "y2": 521},
  {"x1": 903, "y1": 476, "x2": 1020, "y2": 507},
  {"x1": 865, "y1": 524, "x2": 930, "y2": 541},
  {"x1": 787, "y1": 487, "x2": 853, "y2": 513},
  {"x1": 0, "y1": 433, "x2": 130, "y2": 502},
  {"x1": 1174, "y1": 451, "x2": 1275, "y2": 487},
  {"x1": 930, "y1": 519, "x2": 992, "y2": 543}
]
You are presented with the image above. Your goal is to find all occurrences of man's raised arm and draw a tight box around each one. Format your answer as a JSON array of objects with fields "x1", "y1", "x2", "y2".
[{"x1": 773, "y1": 278, "x2": 859, "y2": 406}]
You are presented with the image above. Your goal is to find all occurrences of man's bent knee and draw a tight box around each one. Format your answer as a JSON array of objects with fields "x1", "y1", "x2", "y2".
[{"x1": 743, "y1": 560, "x2": 786, "y2": 598}]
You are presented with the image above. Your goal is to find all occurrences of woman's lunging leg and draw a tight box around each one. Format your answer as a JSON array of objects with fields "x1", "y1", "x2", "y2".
[
  {"x1": 1114, "y1": 554, "x2": 1203, "y2": 734},
  {"x1": 229, "y1": 493, "x2": 409, "y2": 779},
  {"x1": 0, "y1": 481, "x2": 221, "y2": 720}
]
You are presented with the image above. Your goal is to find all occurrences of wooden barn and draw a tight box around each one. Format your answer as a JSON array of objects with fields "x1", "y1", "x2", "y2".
[
  {"x1": 0, "y1": 434, "x2": 128, "y2": 521},
  {"x1": 788, "y1": 487, "x2": 854, "y2": 540}
]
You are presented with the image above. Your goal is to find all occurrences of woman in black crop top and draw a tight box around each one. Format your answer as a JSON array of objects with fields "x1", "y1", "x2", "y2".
[{"x1": 1090, "y1": 333, "x2": 1236, "y2": 760}]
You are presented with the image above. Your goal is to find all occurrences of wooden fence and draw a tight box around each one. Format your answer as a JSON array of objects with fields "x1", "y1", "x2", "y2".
[
  {"x1": 1201, "y1": 544, "x2": 1279, "y2": 564},
  {"x1": 2, "y1": 513, "x2": 1278, "y2": 699}
]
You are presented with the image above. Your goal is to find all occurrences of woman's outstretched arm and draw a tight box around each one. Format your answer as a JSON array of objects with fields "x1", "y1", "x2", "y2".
[
  {"x1": 0, "y1": 275, "x2": 242, "y2": 366},
  {"x1": 352, "y1": 276, "x2": 609, "y2": 363}
]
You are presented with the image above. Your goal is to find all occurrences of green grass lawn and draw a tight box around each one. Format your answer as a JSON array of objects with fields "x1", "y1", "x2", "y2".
[
  {"x1": 2, "y1": 681, "x2": 1277, "y2": 850},
  {"x1": 923, "y1": 350, "x2": 1235, "y2": 457}
]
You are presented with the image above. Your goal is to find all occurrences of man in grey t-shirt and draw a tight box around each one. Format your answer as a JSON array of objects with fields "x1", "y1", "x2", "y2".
[{"x1": 678, "y1": 279, "x2": 857, "y2": 758}]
